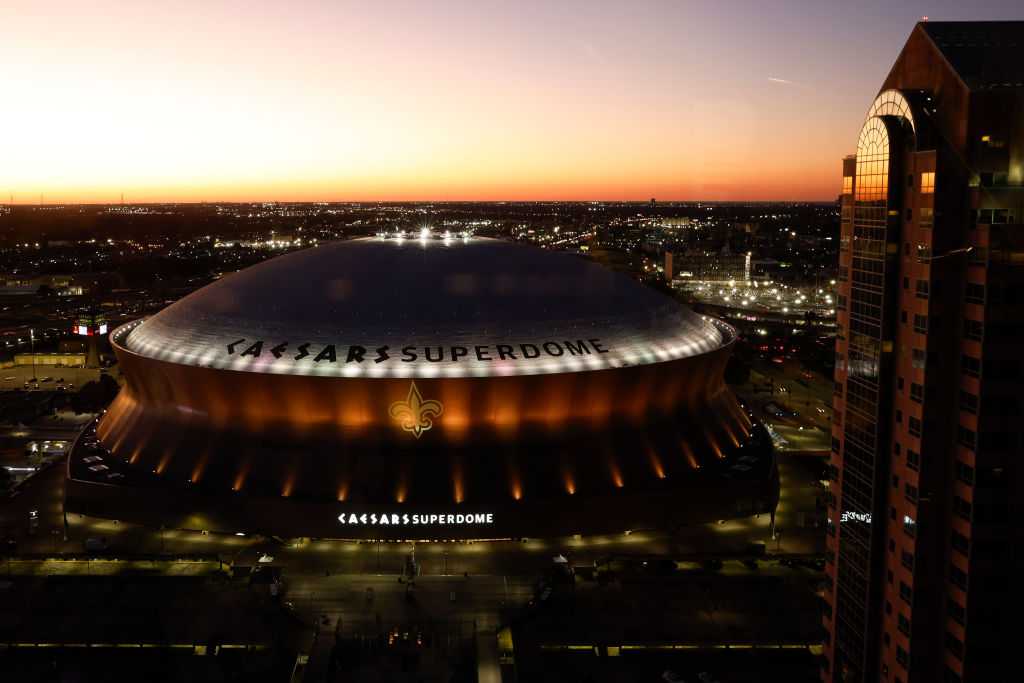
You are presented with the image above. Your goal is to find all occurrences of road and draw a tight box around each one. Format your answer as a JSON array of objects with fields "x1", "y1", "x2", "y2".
[{"x1": 732, "y1": 356, "x2": 833, "y2": 454}]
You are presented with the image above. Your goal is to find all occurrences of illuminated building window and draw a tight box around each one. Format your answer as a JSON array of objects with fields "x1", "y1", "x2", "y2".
[
  {"x1": 842, "y1": 176, "x2": 854, "y2": 194},
  {"x1": 920, "y1": 171, "x2": 935, "y2": 194},
  {"x1": 919, "y1": 207, "x2": 933, "y2": 228}
]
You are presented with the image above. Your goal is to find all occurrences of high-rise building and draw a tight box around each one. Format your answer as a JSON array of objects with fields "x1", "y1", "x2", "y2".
[{"x1": 824, "y1": 22, "x2": 1023, "y2": 683}]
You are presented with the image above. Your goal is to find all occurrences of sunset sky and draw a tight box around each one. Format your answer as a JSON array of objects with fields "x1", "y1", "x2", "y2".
[{"x1": 1, "y1": 0, "x2": 1019, "y2": 203}]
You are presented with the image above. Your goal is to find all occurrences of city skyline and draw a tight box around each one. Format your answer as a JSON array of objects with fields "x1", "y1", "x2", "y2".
[{"x1": 2, "y1": 0, "x2": 1020, "y2": 204}]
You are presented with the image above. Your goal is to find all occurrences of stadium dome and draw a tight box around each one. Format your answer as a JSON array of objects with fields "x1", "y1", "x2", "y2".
[{"x1": 67, "y1": 237, "x2": 777, "y2": 540}]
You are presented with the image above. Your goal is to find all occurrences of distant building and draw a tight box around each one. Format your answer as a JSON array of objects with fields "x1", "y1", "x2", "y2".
[
  {"x1": 11, "y1": 353, "x2": 85, "y2": 367},
  {"x1": 668, "y1": 248, "x2": 752, "y2": 282},
  {"x1": 824, "y1": 22, "x2": 1024, "y2": 683},
  {"x1": 661, "y1": 217, "x2": 691, "y2": 229}
]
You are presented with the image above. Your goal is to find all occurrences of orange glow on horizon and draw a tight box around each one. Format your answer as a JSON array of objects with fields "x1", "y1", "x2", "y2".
[{"x1": 0, "y1": 3, "x2": 854, "y2": 204}]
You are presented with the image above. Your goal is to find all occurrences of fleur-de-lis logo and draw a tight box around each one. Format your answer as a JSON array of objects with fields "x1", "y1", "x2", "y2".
[{"x1": 389, "y1": 381, "x2": 443, "y2": 438}]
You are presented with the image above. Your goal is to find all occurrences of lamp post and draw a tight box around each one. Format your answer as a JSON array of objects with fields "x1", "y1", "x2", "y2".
[{"x1": 30, "y1": 328, "x2": 36, "y2": 381}]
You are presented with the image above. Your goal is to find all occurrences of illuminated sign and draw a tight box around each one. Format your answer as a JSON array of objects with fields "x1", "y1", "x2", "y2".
[
  {"x1": 840, "y1": 510, "x2": 871, "y2": 524},
  {"x1": 389, "y1": 382, "x2": 442, "y2": 438},
  {"x1": 337, "y1": 511, "x2": 495, "y2": 527},
  {"x1": 225, "y1": 338, "x2": 610, "y2": 364}
]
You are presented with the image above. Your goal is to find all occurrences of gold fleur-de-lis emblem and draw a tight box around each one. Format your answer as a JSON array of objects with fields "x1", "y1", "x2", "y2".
[{"x1": 389, "y1": 381, "x2": 443, "y2": 438}]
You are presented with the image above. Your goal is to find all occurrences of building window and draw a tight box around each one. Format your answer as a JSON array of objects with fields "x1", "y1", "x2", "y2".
[
  {"x1": 919, "y1": 206, "x2": 934, "y2": 228},
  {"x1": 957, "y1": 426, "x2": 976, "y2": 450},
  {"x1": 950, "y1": 563, "x2": 968, "y2": 590},
  {"x1": 920, "y1": 171, "x2": 935, "y2": 194},
  {"x1": 842, "y1": 176, "x2": 853, "y2": 194},
  {"x1": 903, "y1": 515, "x2": 917, "y2": 538},
  {"x1": 896, "y1": 409, "x2": 903, "y2": 424},
  {"x1": 906, "y1": 208, "x2": 913, "y2": 221},
  {"x1": 961, "y1": 354, "x2": 981, "y2": 378},
  {"x1": 947, "y1": 599, "x2": 965, "y2": 625},
  {"x1": 896, "y1": 645, "x2": 910, "y2": 669},
  {"x1": 909, "y1": 416, "x2": 922, "y2": 437},
  {"x1": 915, "y1": 280, "x2": 929, "y2": 299},
  {"x1": 953, "y1": 496, "x2": 972, "y2": 522},
  {"x1": 965, "y1": 283, "x2": 986, "y2": 305},
  {"x1": 951, "y1": 530, "x2": 969, "y2": 556},
  {"x1": 913, "y1": 349, "x2": 927, "y2": 369},
  {"x1": 898, "y1": 613, "x2": 912, "y2": 636},
  {"x1": 905, "y1": 483, "x2": 918, "y2": 503},
  {"x1": 913, "y1": 314, "x2": 928, "y2": 334},
  {"x1": 901, "y1": 550, "x2": 914, "y2": 571},
  {"x1": 964, "y1": 319, "x2": 983, "y2": 342},
  {"x1": 831, "y1": 437, "x2": 841, "y2": 453},
  {"x1": 959, "y1": 390, "x2": 978, "y2": 414},
  {"x1": 910, "y1": 382, "x2": 924, "y2": 403},
  {"x1": 945, "y1": 632, "x2": 964, "y2": 660},
  {"x1": 955, "y1": 461, "x2": 975, "y2": 485},
  {"x1": 907, "y1": 449, "x2": 920, "y2": 471}
]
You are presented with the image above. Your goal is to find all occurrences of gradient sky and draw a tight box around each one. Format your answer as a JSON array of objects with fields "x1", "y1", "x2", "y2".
[{"x1": 1, "y1": 1, "x2": 1020, "y2": 203}]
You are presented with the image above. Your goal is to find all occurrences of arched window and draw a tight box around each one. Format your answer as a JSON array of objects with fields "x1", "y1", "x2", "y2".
[{"x1": 865, "y1": 89, "x2": 914, "y2": 133}]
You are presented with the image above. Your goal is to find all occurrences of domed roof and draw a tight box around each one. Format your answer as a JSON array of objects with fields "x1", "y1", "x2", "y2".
[{"x1": 119, "y1": 237, "x2": 729, "y2": 378}]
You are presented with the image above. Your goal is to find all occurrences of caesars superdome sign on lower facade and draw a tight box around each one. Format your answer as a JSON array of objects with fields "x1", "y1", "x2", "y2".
[{"x1": 338, "y1": 511, "x2": 495, "y2": 528}]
